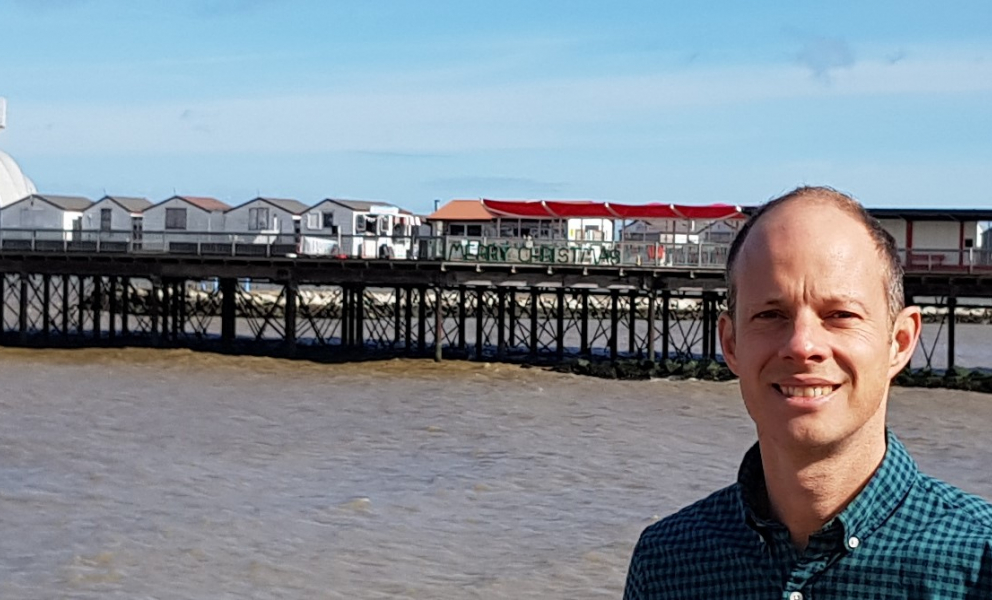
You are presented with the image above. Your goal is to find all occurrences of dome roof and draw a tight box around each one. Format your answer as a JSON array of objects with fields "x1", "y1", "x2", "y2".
[{"x1": 0, "y1": 149, "x2": 37, "y2": 207}]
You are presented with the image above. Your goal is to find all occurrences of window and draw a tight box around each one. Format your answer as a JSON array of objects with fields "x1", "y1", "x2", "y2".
[
  {"x1": 165, "y1": 208, "x2": 187, "y2": 230},
  {"x1": 466, "y1": 225, "x2": 482, "y2": 236},
  {"x1": 248, "y1": 207, "x2": 269, "y2": 231},
  {"x1": 449, "y1": 224, "x2": 466, "y2": 236},
  {"x1": 322, "y1": 212, "x2": 335, "y2": 230},
  {"x1": 100, "y1": 208, "x2": 112, "y2": 232},
  {"x1": 357, "y1": 213, "x2": 377, "y2": 235},
  {"x1": 306, "y1": 213, "x2": 320, "y2": 229}
]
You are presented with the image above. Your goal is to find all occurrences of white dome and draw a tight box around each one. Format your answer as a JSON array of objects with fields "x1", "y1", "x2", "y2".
[{"x1": 0, "y1": 149, "x2": 37, "y2": 207}]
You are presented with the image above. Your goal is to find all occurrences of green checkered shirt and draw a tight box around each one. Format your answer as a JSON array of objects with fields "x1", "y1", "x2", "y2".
[{"x1": 624, "y1": 431, "x2": 992, "y2": 599}]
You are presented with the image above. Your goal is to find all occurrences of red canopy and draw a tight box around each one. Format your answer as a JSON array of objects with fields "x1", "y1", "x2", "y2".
[{"x1": 480, "y1": 199, "x2": 742, "y2": 220}]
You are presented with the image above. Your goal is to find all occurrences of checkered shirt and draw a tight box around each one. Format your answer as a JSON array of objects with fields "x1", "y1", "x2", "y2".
[{"x1": 624, "y1": 431, "x2": 992, "y2": 599}]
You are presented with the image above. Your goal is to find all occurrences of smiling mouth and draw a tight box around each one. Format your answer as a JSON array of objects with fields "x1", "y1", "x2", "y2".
[{"x1": 773, "y1": 384, "x2": 840, "y2": 398}]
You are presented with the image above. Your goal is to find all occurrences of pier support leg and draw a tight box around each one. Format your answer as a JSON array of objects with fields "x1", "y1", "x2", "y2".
[
  {"x1": 496, "y1": 288, "x2": 506, "y2": 359},
  {"x1": 947, "y1": 295, "x2": 956, "y2": 371},
  {"x1": 78, "y1": 276, "x2": 87, "y2": 335},
  {"x1": 393, "y1": 286, "x2": 402, "y2": 347},
  {"x1": 220, "y1": 278, "x2": 237, "y2": 348},
  {"x1": 628, "y1": 291, "x2": 637, "y2": 356},
  {"x1": 647, "y1": 291, "x2": 656, "y2": 362},
  {"x1": 160, "y1": 279, "x2": 170, "y2": 343},
  {"x1": 93, "y1": 277, "x2": 102, "y2": 340},
  {"x1": 457, "y1": 286, "x2": 467, "y2": 353},
  {"x1": 42, "y1": 275, "x2": 51, "y2": 339},
  {"x1": 418, "y1": 286, "x2": 427, "y2": 354},
  {"x1": 434, "y1": 287, "x2": 444, "y2": 362},
  {"x1": 475, "y1": 287, "x2": 485, "y2": 360},
  {"x1": 284, "y1": 280, "x2": 298, "y2": 354},
  {"x1": 609, "y1": 289, "x2": 619, "y2": 361},
  {"x1": 404, "y1": 286, "x2": 413, "y2": 353},
  {"x1": 355, "y1": 285, "x2": 364, "y2": 351},
  {"x1": 108, "y1": 276, "x2": 118, "y2": 341},
  {"x1": 61, "y1": 276, "x2": 69, "y2": 338},
  {"x1": 121, "y1": 277, "x2": 130, "y2": 337},
  {"x1": 508, "y1": 289, "x2": 517, "y2": 349},
  {"x1": 661, "y1": 290, "x2": 671, "y2": 361},
  {"x1": 701, "y1": 293, "x2": 710, "y2": 360},
  {"x1": 19, "y1": 274, "x2": 29, "y2": 343},
  {"x1": 580, "y1": 290, "x2": 589, "y2": 356},
  {"x1": 529, "y1": 288, "x2": 539, "y2": 357},
  {"x1": 556, "y1": 287, "x2": 565, "y2": 361}
]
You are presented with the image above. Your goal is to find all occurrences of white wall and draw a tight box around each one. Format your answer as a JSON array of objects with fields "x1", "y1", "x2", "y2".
[
  {"x1": 303, "y1": 202, "x2": 354, "y2": 236},
  {"x1": 81, "y1": 201, "x2": 134, "y2": 233},
  {"x1": 878, "y1": 219, "x2": 907, "y2": 248},
  {"x1": 0, "y1": 198, "x2": 81, "y2": 240},
  {"x1": 143, "y1": 198, "x2": 225, "y2": 233},
  {"x1": 225, "y1": 199, "x2": 297, "y2": 234}
]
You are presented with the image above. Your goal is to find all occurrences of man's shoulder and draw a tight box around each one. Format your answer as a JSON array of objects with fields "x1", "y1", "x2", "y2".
[
  {"x1": 636, "y1": 484, "x2": 743, "y2": 551},
  {"x1": 914, "y1": 473, "x2": 992, "y2": 538}
]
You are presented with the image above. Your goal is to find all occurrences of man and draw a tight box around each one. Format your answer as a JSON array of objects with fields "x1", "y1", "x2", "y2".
[{"x1": 624, "y1": 187, "x2": 992, "y2": 599}]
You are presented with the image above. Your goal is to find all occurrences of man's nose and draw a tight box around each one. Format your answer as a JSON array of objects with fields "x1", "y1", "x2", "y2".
[{"x1": 778, "y1": 312, "x2": 827, "y2": 363}]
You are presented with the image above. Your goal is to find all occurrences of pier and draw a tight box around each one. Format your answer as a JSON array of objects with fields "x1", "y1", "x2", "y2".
[{"x1": 0, "y1": 239, "x2": 989, "y2": 376}]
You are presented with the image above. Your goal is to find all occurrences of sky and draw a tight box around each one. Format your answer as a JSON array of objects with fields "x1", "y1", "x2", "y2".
[{"x1": 0, "y1": 0, "x2": 990, "y2": 214}]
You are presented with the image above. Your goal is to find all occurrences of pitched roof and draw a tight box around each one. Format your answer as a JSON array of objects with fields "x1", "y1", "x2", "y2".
[
  {"x1": 320, "y1": 198, "x2": 410, "y2": 214},
  {"x1": 241, "y1": 196, "x2": 309, "y2": 215},
  {"x1": 34, "y1": 194, "x2": 93, "y2": 211},
  {"x1": 175, "y1": 195, "x2": 231, "y2": 212},
  {"x1": 428, "y1": 199, "x2": 495, "y2": 221},
  {"x1": 99, "y1": 195, "x2": 152, "y2": 213}
]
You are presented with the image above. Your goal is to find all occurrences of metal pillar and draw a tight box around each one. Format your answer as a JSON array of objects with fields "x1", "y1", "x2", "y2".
[
  {"x1": 42, "y1": 275, "x2": 51, "y2": 339},
  {"x1": 947, "y1": 295, "x2": 956, "y2": 371},
  {"x1": 580, "y1": 290, "x2": 589, "y2": 356},
  {"x1": 529, "y1": 288, "x2": 539, "y2": 357},
  {"x1": 647, "y1": 291, "x2": 656, "y2": 362},
  {"x1": 496, "y1": 288, "x2": 506, "y2": 359},
  {"x1": 661, "y1": 289, "x2": 671, "y2": 360},
  {"x1": 417, "y1": 286, "x2": 427, "y2": 354},
  {"x1": 121, "y1": 277, "x2": 130, "y2": 337},
  {"x1": 92, "y1": 276, "x2": 102, "y2": 340},
  {"x1": 475, "y1": 287, "x2": 484, "y2": 360},
  {"x1": 220, "y1": 278, "x2": 237, "y2": 347},
  {"x1": 108, "y1": 276, "x2": 118, "y2": 341},
  {"x1": 609, "y1": 289, "x2": 619, "y2": 360},
  {"x1": 556, "y1": 287, "x2": 565, "y2": 360},
  {"x1": 18, "y1": 274, "x2": 28, "y2": 342},
  {"x1": 435, "y1": 287, "x2": 444, "y2": 362},
  {"x1": 284, "y1": 279, "x2": 298, "y2": 353},
  {"x1": 457, "y1": 286, "x2": 467, "y2": 352},
  {"x1": 628, "y1": 291, "x2": 637, "y2": 355}
]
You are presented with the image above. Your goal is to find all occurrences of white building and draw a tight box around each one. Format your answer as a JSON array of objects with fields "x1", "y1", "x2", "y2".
[
  {"x1": 0, "y1": 194, "x2": 93, "y2": 244},
  {"x1": 0, "y1": 98, "x2": 37, "y2": 207},
  {"x1": 870, "y1": 208, "x2": 992, "y2": 269},
  {"x1": 81, "y1": 195, "x2": 152, "y2": 242},
  {"x1": 141, "y1": 195, "x2": 231, "y2": 250},
  {"x1": 300, "y1": 198, "x2": 421, "y2": 259},
  {"x1": 224, "y1": 197, "x2": 308, "y2": 243}
]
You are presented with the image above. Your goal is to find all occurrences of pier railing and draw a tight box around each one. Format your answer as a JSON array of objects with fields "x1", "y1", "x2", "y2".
[{"x1": 1, "y1": 228, "x2": 990, "y2": 273}]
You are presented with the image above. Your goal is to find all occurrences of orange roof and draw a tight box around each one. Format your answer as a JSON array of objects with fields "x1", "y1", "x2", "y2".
[{"x1": 427, "y1": 199, "x2": 494, "y2": 221}]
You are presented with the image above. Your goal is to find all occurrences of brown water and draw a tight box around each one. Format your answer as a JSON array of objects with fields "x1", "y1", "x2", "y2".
[{"x1": 1, "y1": 348, "x2": 990, "y2": 599}]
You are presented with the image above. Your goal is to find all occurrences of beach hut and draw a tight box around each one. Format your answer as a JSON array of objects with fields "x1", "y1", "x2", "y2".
[
  {"x1": 141, "y1": 195, "x2": 231, "y2": 251},
  {"x1": 80, "y1": 195, "x2": 152, "y2": 245},
  {"x1": 299, "y1": 198, "x2": 421, "y2": 259},
  {"x1": 0, "y1": 193, "x2": 93, "y2": 246}
]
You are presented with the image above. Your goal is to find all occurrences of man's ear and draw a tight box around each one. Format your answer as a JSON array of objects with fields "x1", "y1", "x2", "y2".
[
  {"x1": 718, "y1": 311, "x2": 740, "y2": 375},
  {"x1": 888, "y1": 305, "x2": 922, "y2": 379}
]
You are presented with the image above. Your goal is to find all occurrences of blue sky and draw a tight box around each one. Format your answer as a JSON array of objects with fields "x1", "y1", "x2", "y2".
[{"x1": 1, "y1": 0, "x2": 990, "y2": 214}]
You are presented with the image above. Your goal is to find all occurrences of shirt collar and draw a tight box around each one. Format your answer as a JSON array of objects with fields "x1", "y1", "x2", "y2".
[{"x1": 737, "y1": 429, "x2": 919, "y2": 545}]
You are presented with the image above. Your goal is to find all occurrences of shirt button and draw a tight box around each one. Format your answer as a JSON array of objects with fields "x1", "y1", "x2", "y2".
[
  {"x1": 848, "y1": 536, "x2": 860, "y2": 549},
  {"x1": 789, "y1": 592, "x2": 804, "y2": 600}
]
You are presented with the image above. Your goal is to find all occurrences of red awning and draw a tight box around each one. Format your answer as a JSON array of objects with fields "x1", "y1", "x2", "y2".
[{"x1": 480, "y1": 199, "x2": 743, "y2": 220}]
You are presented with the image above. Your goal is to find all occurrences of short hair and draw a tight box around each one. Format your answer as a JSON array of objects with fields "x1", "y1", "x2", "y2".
[{"x1": 725, "y1": 186, "x2": 904, "y2": 324}]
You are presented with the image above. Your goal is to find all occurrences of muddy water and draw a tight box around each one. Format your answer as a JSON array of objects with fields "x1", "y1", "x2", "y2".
[{"x1": 1, "y1": 348, "x2": 990, "y2": 599}]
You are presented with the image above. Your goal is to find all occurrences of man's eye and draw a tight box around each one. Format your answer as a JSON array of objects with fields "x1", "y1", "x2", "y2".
[
  {"x1": 753, "y1": 311, "x2": 781, "y2": 320},
  {"x1": 831, "y1": 311, "x2": 858, "y2": 319}
]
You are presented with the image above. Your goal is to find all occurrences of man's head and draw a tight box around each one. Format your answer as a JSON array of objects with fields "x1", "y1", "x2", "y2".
[
  {"x1": 725, "y1": 187, "x2": 905, "y2": 325},
  {"x1": 717, "y1": 187, "x2": 921, "y2": 451}
]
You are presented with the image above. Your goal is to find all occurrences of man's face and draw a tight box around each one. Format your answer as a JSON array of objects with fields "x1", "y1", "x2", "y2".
[{"x1": 718, "y1": 199, "x2": 920, "y2": 451}]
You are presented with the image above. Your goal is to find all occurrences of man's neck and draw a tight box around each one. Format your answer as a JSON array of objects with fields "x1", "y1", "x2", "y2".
[{"x1": 759, "y1": 428, "x2": 887, "y2": 549}]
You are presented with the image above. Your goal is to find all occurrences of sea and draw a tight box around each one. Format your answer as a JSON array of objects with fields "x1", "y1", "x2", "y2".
[{"x1": 1, "y1": 347, "x2": 991, "y2": 599}]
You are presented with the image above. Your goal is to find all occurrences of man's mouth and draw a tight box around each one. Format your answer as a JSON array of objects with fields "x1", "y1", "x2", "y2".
[{"x1": 773, "y1": 384, "x2": 839, "y2": 398}]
